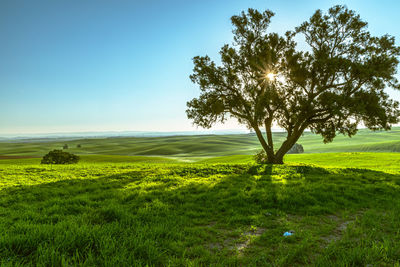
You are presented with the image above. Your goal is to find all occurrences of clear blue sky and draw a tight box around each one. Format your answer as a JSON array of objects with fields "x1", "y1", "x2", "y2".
[{"x1": 1, "y1": 0, "x2": 399, "y2": 135}]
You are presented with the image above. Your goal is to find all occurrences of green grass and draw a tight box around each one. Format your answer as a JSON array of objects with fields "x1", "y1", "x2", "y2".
[
  {"x1": 285, "y1": 152, "x2": 400, "y2": 173},
  {"x1": 1, "y1": 129, "x2": 400, "y2": 265},
  {"x1": 0, "y1": 155, "x2": 179, "y2": 165},
  {"x1": 1, "y1": 127, "x2": 399, "y2": 158},
  {"x1": 0, "y1": 154, "x2": 399, "y2": 266},
  {"x1": 79, "y1": 155, "x2": 179, "y2": 164},
  {"x1": 199, "y1": 152, "x2": 400, "y2": 173}
]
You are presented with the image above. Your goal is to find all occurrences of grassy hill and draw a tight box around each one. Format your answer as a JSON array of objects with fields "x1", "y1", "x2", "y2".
[
  {"x1": 0, "y1": 157, "x2": 399, "y2": 265},
  {"x1": 1, "y1": 129, "x2": 400, "y2": 265},
  {"x1": 0, "y1": 127, "x2": 399, "y2": 159},
  {"x1": 2, "y1": 153, "x2": 400, "y2": 175}
]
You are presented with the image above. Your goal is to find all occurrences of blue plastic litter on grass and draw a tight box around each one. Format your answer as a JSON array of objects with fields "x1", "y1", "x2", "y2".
[{"x1": 283, "y1": 231, "x2": 294, "y2": 237}]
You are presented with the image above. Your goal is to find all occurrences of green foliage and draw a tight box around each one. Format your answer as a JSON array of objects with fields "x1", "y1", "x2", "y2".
[
  {"x1": 41, "y1": 150, "x2": 80, "y2": 164},
  {"x1": 187, "y1": 6, "x2": 400, "y2": 163},
  {"x1": 254, "y1": 149, "x2": 268, "y2": 164},
  {"x1": 0, "y1": 158, "x2": 399, "y2": 265}
]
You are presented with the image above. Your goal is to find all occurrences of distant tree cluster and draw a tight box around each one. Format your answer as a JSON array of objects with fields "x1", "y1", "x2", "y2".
[
  {"x1": 41, "y1": 150, "x2": 80, "y2": 164},
  {"x1": 287, "y1": 143, "x2": 304, "y2": 154}
]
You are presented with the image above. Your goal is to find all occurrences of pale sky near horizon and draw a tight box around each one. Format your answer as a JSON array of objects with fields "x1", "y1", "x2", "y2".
[{"x1": 1, "y1": 0, "x2": 399, "y2": 135}]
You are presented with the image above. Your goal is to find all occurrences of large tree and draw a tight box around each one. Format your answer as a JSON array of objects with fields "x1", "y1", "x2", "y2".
[{"x1": 186, "y1": 6, "x2": 400, "y2": 164}]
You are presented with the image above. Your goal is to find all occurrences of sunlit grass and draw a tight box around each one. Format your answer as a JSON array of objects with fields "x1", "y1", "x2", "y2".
[{"x1": 0, "y1": 153, "x2": 399, "y2": 265}]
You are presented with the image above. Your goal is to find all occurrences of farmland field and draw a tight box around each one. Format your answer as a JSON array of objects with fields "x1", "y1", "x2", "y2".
[
  {"x1": 1, "y1": 127, "x2": 400, "y2": 160},
  {"x1": 0, "y1": 130, "x2": 400, "y2": 265}
]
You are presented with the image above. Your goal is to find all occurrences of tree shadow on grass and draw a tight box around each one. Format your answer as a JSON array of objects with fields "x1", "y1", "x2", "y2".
[{"x1": 0, "y1": 164, "x2": 399, "y2": 266}]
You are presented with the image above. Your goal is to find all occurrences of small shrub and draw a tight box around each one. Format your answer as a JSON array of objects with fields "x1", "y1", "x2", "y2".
[
  {"x1": 254, "y1": 150, "x2": 268, "y2": 164},
  {"x1": 77, "y1": 144, "x2": 82, "y2": 148},
  {"x1": 41, "y1": 150, "x2": 80, "y2": 164},
  {"x1": 63, "y1": 144, "x2": 69, "y2": 149}
]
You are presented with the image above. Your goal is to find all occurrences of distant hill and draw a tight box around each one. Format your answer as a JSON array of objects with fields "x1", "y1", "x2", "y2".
[
  {"x1": 0, "y1": 129, "x2": 250, "y2": 140},
  {"x1": 0, "y1": 127, "x2": 399, "y2": 158}
]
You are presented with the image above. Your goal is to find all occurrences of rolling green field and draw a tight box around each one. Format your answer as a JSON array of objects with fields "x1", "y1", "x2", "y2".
[
  {"x1": 1, "y1": 127, "x2": 400, "y2": 160},
  {"x1": 0, "y1": 129, "x2": 400, "y2": 265}
]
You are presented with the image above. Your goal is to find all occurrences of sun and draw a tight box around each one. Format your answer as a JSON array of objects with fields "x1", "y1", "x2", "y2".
[{"x1": 266, "y1": 72, "x2": 275, "y2": 81}]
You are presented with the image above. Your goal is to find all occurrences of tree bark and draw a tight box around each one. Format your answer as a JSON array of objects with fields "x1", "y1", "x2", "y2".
[
  {"x1": 271, "y1": 157, "x2": 283, "y2": 164},
  {"x1": 273, "y1": 125, "x2": 306, "y2": 164},
  {"x1": 254, "y1": 122, "x2": 306, "y2": 164},
  {"x1": 265, "y1": 118, "x2": 274, "y2": 151},
  {"x1": 253, "y1": 125, "x2": 275, "y2": 162}
]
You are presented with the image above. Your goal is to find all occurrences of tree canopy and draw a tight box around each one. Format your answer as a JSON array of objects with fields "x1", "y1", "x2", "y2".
[{"x1": 186, "y1": 5, "x2": 400, "y2": 164}]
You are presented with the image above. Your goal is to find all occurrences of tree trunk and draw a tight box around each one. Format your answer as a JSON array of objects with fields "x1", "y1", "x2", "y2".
[
  {"x1": 253, "y1": 123, "x2": 306, "y2": 164},
  {"x1": 253, "y1": 125, "x2": 274, "y2": 160},
  {"x1": 273, "y1": 128, "x2": 304, "y2": 164},
  {"x1": 254, "y1": 125, "x2": 296, "y2": 164},
  {"x1": 265, "y1": 118, "x2": 274, "y2": 152},
  {"x1": 275, "y1": 139, "x2": 295, "y2": 161},
  {"x1": 265, "y1": 154, "x2": 284, "y2": 164},
  {"x1": 271, "y1": 153, "x2": 284, "y2": 164}
]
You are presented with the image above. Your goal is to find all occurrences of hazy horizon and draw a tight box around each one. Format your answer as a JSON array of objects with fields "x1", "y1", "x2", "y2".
[
  {"x1": 0, "y1": 128, "x2": 251, "y2": 139},
  {"x1": 3, "y1": 126, "x2": 400, "y2": 140}
]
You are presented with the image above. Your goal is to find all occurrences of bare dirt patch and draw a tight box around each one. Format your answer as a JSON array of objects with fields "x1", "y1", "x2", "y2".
[
  {"x1": 234, "y1": 227, "x2": 266, "y2": 254},
  {"x1": 207, "y1": 226, "x2": 266, "y2": 254},
  {"x1": 321, "y1": 211, "x2": 364, "y2": 246}
]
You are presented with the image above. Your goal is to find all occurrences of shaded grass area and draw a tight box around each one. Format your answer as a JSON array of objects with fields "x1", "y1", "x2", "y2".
[{"x1": 0, "y1": 162, "x2": 399, "y2": 265}]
